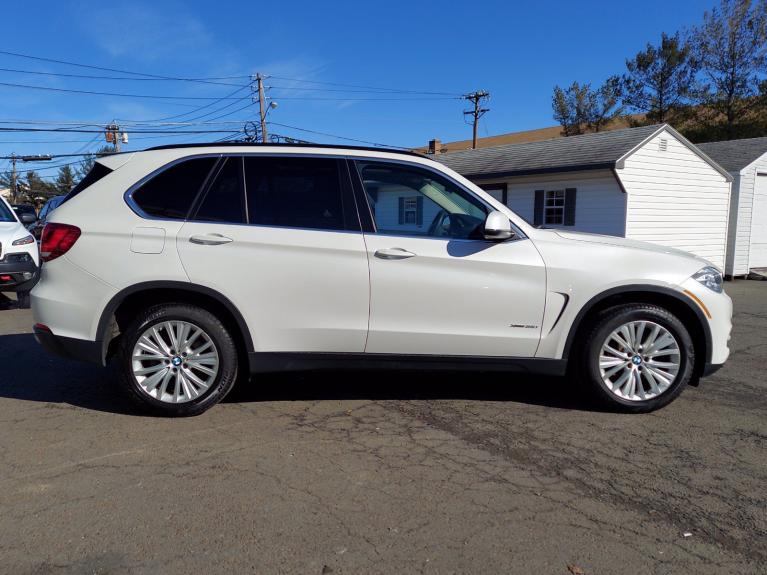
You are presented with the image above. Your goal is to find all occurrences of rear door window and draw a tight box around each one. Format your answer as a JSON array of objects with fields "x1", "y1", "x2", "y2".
[
  {"x1": 191, "y1": 157, "x2": 246, "y2": 224},
  {"x1": 243, "y1": 156, "x2": 355, "y2": 231},
  {"x1": 131, "y1": 157, "x2": 217, "y2": 220}
]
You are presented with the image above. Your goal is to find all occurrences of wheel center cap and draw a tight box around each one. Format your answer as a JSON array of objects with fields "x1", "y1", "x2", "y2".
[
  {"x1": 171, "y1": 356, "x2": 182, "y2": 367},
  {"x1": 632, "y1": 355, "x2": 643, "y2": 366}
]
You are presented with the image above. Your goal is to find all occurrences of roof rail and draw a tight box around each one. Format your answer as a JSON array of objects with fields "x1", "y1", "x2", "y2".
[{"x1": 145, "y1": 141, "x2": 426, "y2": 158}]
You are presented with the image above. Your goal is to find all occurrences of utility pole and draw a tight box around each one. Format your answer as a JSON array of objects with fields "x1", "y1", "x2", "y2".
[
  {"x1": 9, "y1": 154, "x2": 17, "y2": 204},
  {"x1": 252, "y1": 73, "x2": 268, "y2": 143},
  {"x1": 105, "y1": 123, "x2": 128, "y2": 152},
  {"x1": 462, "y1": 90, "x2": 490, "y2": 149},
  {"x1": 5, "y1": 154, "x2": 52, "y2": 203}
]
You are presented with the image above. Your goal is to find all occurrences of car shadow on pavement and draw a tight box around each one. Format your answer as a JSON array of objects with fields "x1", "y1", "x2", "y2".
[
  {"x1": 0, "y1": 332, "x2": 595, "y2": 415},
  {"x1": 0, "y1": 333, "x2": 135, "y2": 415},
  {"x1": 227, "y1": 369, "x2": 594, "y2": 411}
]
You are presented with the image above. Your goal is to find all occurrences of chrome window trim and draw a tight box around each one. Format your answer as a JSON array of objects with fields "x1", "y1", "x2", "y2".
[{"x1": 122, "y1": 150, "x2": 526, "y2": 242}]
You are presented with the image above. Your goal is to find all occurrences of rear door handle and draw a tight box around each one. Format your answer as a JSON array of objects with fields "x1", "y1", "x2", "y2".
[
  {"x1": 189, "y1": 233, "x2": 233, "y2": 246},
  {"x1": 374, "y1": 248, "x2": 416, "y2": 260}
]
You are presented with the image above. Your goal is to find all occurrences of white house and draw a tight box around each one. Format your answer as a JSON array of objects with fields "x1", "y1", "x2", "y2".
[
  {"x1": 698, "y1": 137, "x2": 767, "y2": 276},
  {"x1": 436, "y1": 124, "x2": 733, "y2": 270}
]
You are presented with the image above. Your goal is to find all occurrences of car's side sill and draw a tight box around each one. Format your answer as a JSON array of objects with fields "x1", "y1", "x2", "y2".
[{"x1": 248, "y1": 352, "x2": 567, "y2": 376}]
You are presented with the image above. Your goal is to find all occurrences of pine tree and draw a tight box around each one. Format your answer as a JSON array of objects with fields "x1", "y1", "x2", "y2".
[
  {"x1": 552, "y1": 79, "x2": 623, "y2": 136},
  {"x1": 691, "y1": 0, "x2": 767, "y2": 139},
  {"x1": 621, "y1": 32, "x2": 698, "y2": 124},
  {"x1": 54, "y1": 165, "x2": 77, "y2": 195}
]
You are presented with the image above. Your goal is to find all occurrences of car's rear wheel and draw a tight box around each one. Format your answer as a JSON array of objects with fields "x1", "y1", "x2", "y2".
[
  {"x1": 581, "y1": 304, "x2": 695, "y2": 413},
  {"x1": 117, "y1": 304, "x2": 239, "y2": 416}
]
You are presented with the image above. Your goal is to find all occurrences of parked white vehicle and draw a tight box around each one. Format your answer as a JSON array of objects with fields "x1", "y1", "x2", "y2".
[
  {"x1": 0, "y1": 194, "x2": 39, "y2": 308},
  {"x1": 31, "y1": 144, "x2": 732, "y2": 416}
]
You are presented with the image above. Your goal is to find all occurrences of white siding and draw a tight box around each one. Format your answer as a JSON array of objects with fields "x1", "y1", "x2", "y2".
[
  {"x1": 617, "y1": 129, "x2": 731, "y2": 270},
  {"x1": 473, "y1": 170, "x2": 627, "y2": 236},
  {"x1": 750, "y1": 171, "x2": 767, "y2": 268},
  {"x1": 723, "y1": 152, "x2": 767, "y2": 275}
]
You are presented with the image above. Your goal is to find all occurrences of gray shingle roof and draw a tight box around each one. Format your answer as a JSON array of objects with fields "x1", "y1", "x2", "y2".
[
  {"x1": 434, "y1": 124, "x2": 664, "y2": 178},
  {"x1": 697, "y1": 137, "x2": 767, "y2": 173}
]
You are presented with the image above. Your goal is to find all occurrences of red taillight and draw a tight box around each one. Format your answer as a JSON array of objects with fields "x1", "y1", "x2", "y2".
[{"x1": 40, "y1": 223, "x2": 81, "y2": 262}]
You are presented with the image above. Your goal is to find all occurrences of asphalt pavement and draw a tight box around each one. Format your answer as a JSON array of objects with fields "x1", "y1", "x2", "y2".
[{"x1": 0, "y1": 282, "x2": 765, "y2": 574}]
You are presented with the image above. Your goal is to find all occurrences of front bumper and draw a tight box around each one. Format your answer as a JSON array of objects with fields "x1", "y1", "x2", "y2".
[
  {"x1": 33, "y1": 325, "x2": 103, "y2": 364},
  {"x1": 0, "y1": 255, "x2": 39, "y2": 292}
]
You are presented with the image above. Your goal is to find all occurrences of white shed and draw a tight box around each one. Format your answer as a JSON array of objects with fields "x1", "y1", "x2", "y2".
[
  {"x1": 698, "y1": 137, "x2": 767, "y2": 276},
  {"x1": 436, "y1": 124, "x2": 733, "y2": 270}
]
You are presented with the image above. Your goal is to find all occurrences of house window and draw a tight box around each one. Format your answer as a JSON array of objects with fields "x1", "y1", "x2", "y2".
[
  {"x1": 545, "y1": 190, "x2": 566, "y2": 225},
  {"x1": 403, "y1": 196, "x2": 418, "y2": 224}
]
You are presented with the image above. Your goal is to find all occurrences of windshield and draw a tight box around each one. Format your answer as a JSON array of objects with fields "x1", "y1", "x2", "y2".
[{"x1": 0, "y1": 200, "x2": 17, "y2": 223}]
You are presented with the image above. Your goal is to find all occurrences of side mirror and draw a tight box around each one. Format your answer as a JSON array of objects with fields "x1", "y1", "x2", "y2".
[
  {"x1": 20, "y1": 213, "x2": 37, "y2": 225},
  {"x1": 483, "y1": 210, "x2": 514, "y2": 240}
]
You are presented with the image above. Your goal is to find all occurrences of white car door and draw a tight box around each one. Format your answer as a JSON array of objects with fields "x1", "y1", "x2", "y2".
[
  {"x1": 177, "y1": 155, "x2": 369, "y2": 353},
  {"x1": 353, "y1": 160, "x2": 546, "y2": 357}
]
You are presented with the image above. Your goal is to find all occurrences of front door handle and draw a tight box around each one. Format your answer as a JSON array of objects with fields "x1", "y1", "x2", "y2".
[
  {"x1": 374, "y1": 247, "x2": 416, "y2": 260},
  {"x1": 189, "y1": 233, "x2": 233, "y2": 246}
]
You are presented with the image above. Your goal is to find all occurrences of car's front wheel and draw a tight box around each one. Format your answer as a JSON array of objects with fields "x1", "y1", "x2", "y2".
[
  {"x1": 581, "y1": 304, "x2": 695, "y2": 413},
  {"x1": 117, "y1": 304, "x2": 239, "y2": 416}
]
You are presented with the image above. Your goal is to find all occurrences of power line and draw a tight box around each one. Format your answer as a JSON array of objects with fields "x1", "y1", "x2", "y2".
[
  {"x1": 0, "y1": 66, "x2": 245, "y2": 87},
  {"x1": 126, "y1": 85, "x2": 251, "y2": 123},
  {"x1": 0, "y1": 118, "x2": 255, "y2": 127},
  {"x1": 0, "y1": 50, "x2": 250, "y2": 85},
  {"x1": 0, "y1": 80, "x2": 251, "y2": 101},
  {"x1": 267, "y1": 75, "x2": 461, "y2": 97},
  {"x1": 0, "y1": 127, "x2": 250, "y2": 134},
  {"x1": 267, "y1": 122, "x2": 406, "y2": 148},
  {"x1": 266, "y1": 95, "x2": 460, "y2": 101},
  {"x1": 266, "y1": 84, "x2": 460, "y2": 95}
]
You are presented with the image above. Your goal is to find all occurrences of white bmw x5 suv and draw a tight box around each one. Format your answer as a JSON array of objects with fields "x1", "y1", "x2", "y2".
[{"x1": 31, "y1": 144, "x2": 732, "y2": 416}]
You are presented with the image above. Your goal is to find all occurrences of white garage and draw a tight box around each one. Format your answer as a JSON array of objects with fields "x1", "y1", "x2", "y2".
[
  {"x1": 698, "y1": 137, "x2": 767, "y2": 276},
  {"x1": 436, "y1": 124, "x2": 733, "y2": 270}
]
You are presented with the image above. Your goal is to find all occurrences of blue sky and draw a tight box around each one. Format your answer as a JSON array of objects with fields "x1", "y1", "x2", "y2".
[{"x1": 2, "y1": 0, "x2": 711, "y2": 179}]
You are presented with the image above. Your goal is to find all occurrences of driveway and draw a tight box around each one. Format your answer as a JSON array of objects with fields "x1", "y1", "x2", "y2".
[{"x1": 0, "y1": 283, "x2": 765, "y2": 574}]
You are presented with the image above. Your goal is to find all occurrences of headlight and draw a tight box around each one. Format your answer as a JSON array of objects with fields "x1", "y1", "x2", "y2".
[
  {"x1": 692, "y1": 266, "x2": 723, "y2": 293},
  {"x1": 12, "y1": 235, "x2": 35, "y2": 246}
]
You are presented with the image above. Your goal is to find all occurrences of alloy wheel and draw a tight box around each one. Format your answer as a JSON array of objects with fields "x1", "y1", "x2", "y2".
[
  {"x1": 131, "y1": 321, "x2": 220, "y2": 404},
  {"x1": 598, "y1": 320, "x2": 681, "y2": 401}
]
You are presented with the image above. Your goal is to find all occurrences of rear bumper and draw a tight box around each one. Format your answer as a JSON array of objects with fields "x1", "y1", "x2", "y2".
[
  {"x1": 33, "y1": 325, "x2": 103, "y2": 364},
  {"x1": 0, "y1": 257, "x2": 39, "y2": 292}
]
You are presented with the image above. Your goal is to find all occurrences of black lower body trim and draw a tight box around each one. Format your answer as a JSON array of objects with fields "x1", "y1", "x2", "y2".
[
  {"x1": 34, "y1": 327, "x2": 103, "y2": 364},
  {"x1": 248, "y1": 352, "x2": 567, "y2": 376}
]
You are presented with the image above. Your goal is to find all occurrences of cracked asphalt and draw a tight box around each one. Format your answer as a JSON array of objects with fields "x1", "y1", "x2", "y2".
[{"x1": 0, "y1": 281, "x2": 765, "y2": 575}]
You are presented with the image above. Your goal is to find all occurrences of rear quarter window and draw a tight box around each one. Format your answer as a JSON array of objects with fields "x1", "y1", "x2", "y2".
[
  {"x1": 131, "y1": 157, "x2": 217, "y2": 220},
  {"x1": 63, "y1": 162, "x2": 114, "y2": 203}
]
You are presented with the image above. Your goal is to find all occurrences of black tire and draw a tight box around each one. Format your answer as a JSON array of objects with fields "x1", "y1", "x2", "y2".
[
  {"x1": 117, "y1": 303, "x2": 239, "y2": 416},
  {"x1": 16, "y1": 290, "x2": 31, "y2": 309},
  {"x1": 580, "y1": 304, "x2": 695, "y2": 413}
]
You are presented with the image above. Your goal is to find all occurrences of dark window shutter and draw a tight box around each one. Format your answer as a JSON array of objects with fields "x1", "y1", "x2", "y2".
[
  {"x1": 398, "y1": 196, "x2": 405, "y2": 224},
  {"x1": 534, "y1": 190, "x2": 544, "y2": 226},
  {"x1": 564, "y1": 188, "x2": 577, "y2": 226},
  {"x1": 416, "y1": 196, "x2": 423, "y2": 226}
]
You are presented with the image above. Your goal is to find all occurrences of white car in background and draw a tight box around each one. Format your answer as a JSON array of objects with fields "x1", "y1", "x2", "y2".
[
  {"x1": 31, "y1": 144, "x2": 732, "y2": 416},
  {"x1": 0, "y1": 194, "x2": 39, "y2": 308}
]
